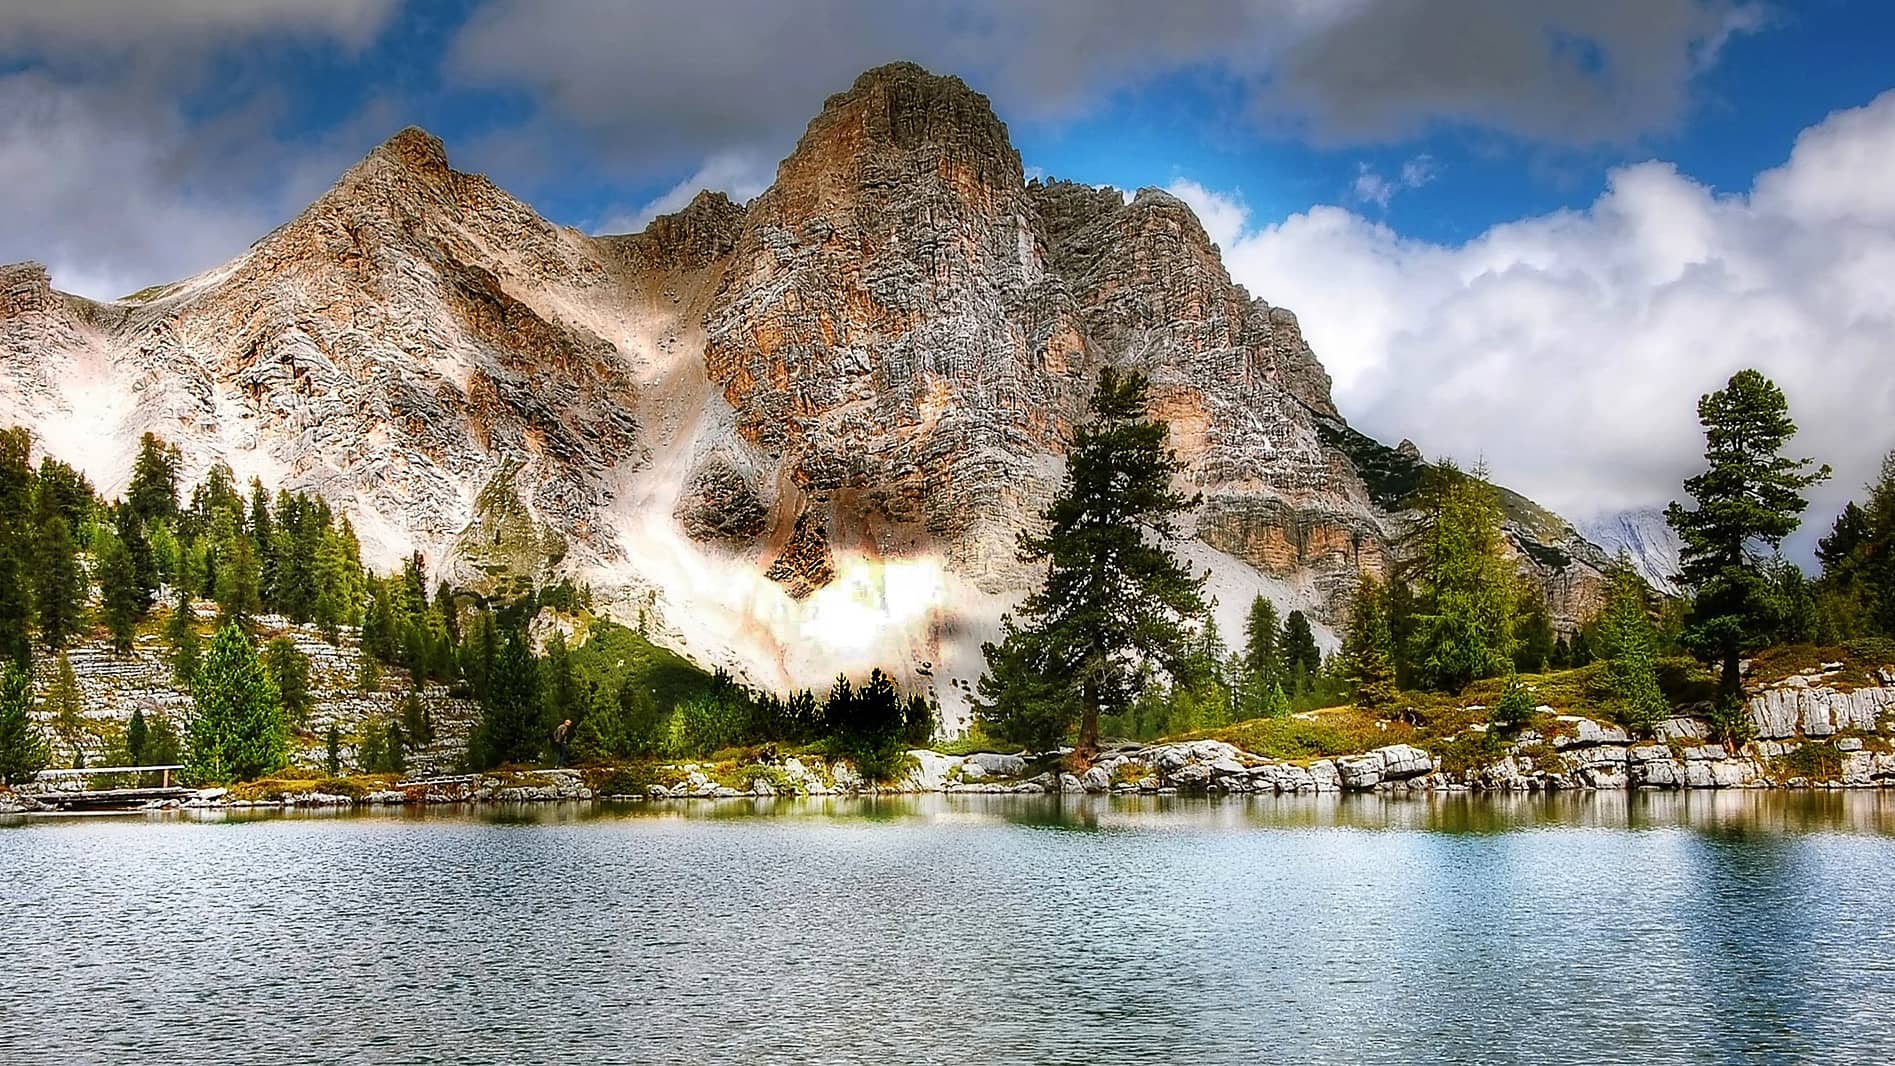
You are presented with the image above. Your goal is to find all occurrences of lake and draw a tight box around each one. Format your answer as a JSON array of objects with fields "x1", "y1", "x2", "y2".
[{"x1": 4, "y1": 793, "x2": 1894, "y2": 1064}]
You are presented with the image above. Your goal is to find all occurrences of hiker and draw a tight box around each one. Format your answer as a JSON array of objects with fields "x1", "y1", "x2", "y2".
[{"x1": 552, "y1": 719, "x2": 573, "y2": 768}]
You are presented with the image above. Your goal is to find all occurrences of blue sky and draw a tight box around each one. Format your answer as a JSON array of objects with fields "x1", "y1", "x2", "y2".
[{"x1": 2, "y1": 0, "x2": 1893, "y2": 538}]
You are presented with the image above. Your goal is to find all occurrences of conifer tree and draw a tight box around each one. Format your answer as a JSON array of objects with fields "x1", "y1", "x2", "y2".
[
  {"x1": 1512, "y1": 585, "x2": 1557, "y2": 674},
  {"x1": 1340, "y1": 576, "x2": 1398, "y2": 708},
  {"x1": 469, "y1": 630, "x2": 541, "y2": 769},
  {"x1": 185, "y1": 624, "x2": 287, "y2": 784},
  {"x1": 1665, "y1": 369, "x2": 1829, "y2": 701},
  {"x1": 167, "y1": 590, "x2": 201, "y2": 689},
  {"x1": 1597, "y1": 561, "x2": 1669, "y2": 738},
  {"x1": 264, "y1": 635, "x2": 312, "y2": 728},
  {"x1": 95, "y1": 529, "x2": 142, "y2": 654},
  {"x1": 0, "y1": 427, "x2": 34, "y2": 664},
  {"x1": 1405, "y1": 461, "x2": 1516, "y2": 691},
  {"x1": 45, "y1": 652, "x2": 87, "y2": 767},
  {"x1": 126, "y1": 433, "x2": 180, "y2": 527},
  {"x1": 976, "y1": 369, "x2": 1205, "y2": 753},
  {"x1": 126, "y1": 708, "x2": 149, "y2": 766},
  {"x1": 0, "y1": 661, "x2": 48, "y2": 784},
  {"x1": 1282, "y1": 610, "x2": 1321, "y2": 691},
  {"x1": 1238, "y1": 594, "x2": 1283, "y2": 715},
  {"x1": 34, "y1": 515, "x2": 86, "y2": 650}
]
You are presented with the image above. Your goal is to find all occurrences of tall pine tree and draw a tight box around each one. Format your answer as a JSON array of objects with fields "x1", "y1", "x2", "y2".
[
  {"x1": 1665, "y1": 370, "x2": 1828, "y2": 701},
  {"x1": 975, "y1": 369, "x2": 1205, "y2": 754}
]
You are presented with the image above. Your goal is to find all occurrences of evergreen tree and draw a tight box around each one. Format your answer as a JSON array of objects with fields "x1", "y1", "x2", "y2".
[
  {"x1": 264, "y1": 636, "x2": 312, "y2": 728},
  {"x1": 114, "y1": 507, "x2": 159, "y2": 620},
  {"x1": 903, "y1": 693, "x2": 936, "y2": 747},
  {"x1": 1665, "y1": 369, "x2": 1829, "y2": 700},
  {"x1": 1238, "y1": 594, "x2": 1283, "y2": 716},
  {"x1": 126, "y1": 433, "x2": 180, "y2": 527},
  {"x1": 0, "y1": 661, "x2": 48, "y2": 784},
  {"x1": 215, "y1": 531, "x2": 262, "y2": 627},
  {"x1": 1597, "y1": 562, "x2": 1669, "y2": 738},
  {"x1": 45, "y1": 652, "x2": 87, "y2": 767},
  {"x1": 976, "y1": 369, "x2": 1205, "y2": 753},
  {"x1": 95, "y1": 529, "x2": 142, "y2": 654},
  {"x1": 0, "y1": 427, "x2": 34, "y2": 663},
  {"x1": 975, "y1": 620, "x2": 1073, "y2": 750},
  {"x1": 541, "y1": 631, "x2": 578, "y2": 739},
  {"x1": 184, "y1": 624, "x2": 288, "y2": 784},
  {"x1": 1512, "y1": 585, "x2": 1557, "y2": 674},
  {"x1": 1814, "y1": 451, "x2": 1895, "y2": 639},
  {"x1": 1491, "y1": 674, "x2": 1537, "y2": 729},
  {"x1": 401, "y1": 688, "x2": 434, "y2": 748},
  {"x1": 33, "y1": 456, "x2": 95, "y2": 533},
  {"x1": 1404, "y1": 461, "x2": 1516, "y2": 691},
  {"x1": 167, "y1": 590, "x2": 201, "y2": 689},
  {"x1": 469, "y1": 630, "x2": 541, "y2": 769},
  {"x1": 126, "y1": 708, "x2": 149, "y2": 766},
  {"x1": 1340, "y1": 576, "x2": 1398, "y2": 708},
  {"x1": 325, "y1": 722, "x2": 342, "y2": 776},
  {"x1": 1282, "y1": 610, "x2": 1321, "y2": 691},
  {"x1": 34, "y1": 515, "x2": 86, "y2": 650}
]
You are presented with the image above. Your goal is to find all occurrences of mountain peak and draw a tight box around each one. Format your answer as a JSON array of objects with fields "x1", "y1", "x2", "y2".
[
  {"x1": 787, "y1": 60, "x2": 1021, "y2": 192},
  {"x1": 371, "y1": 125, "x2": 451, "y2": 176},
  {"x1": 0, "y1": 261, "x2": 53, "y2": 319}
]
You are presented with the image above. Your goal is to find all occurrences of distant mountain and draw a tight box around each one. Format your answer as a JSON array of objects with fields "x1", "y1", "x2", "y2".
[
  {"x1": 0, "y1": 62, "x2": 1618, "y2": 726},
  {"x1": 1577, "y1": 508, "x2": 1683, "y2": 595}
]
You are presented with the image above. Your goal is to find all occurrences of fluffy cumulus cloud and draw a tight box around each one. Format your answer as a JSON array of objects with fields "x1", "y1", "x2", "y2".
[{"x1": 1168, "y1": 92, "x2": 1895, "y2": 540}]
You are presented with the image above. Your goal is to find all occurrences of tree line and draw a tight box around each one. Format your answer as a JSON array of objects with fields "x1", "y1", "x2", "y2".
[
  {"x1": 976, "y1": 365, "x2": 1877, "y2": 756},
  {"x1": 0, "y1": 429, "x2": 939, "y2": 786}
]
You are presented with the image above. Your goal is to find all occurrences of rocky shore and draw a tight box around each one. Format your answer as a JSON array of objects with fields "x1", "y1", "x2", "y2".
[{"x1": 8, "y1": 660, "x2": 1892, "y2": 815}]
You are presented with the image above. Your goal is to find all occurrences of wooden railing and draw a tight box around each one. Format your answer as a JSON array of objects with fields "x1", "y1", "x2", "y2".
[{"x1": 36, "y1": 765, "x2": 186, "y2": 788}]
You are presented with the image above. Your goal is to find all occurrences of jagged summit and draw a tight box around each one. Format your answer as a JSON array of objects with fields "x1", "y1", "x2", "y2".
[{"x1": 0, "y1": 62, "x2": 1619, "y2": 727}]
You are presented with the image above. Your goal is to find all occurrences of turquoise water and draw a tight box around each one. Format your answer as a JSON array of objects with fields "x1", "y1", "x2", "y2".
[{"x1": 4, "y1": 793, "x2": 1894, "y2": 1064}]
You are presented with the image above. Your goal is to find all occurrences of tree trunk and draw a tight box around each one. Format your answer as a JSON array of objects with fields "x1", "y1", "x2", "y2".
[
  {"x1": 1720, "y1": 643, "x2": 1742, "y2": 704},
  {"x1": 1078, "y1": 678, "x2": 1100, "y2": 758}
]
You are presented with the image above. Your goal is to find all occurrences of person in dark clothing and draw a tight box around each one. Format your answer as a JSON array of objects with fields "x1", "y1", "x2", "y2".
[{"x1": 552, "y1": 719, "x2": 573, "y2": 768}]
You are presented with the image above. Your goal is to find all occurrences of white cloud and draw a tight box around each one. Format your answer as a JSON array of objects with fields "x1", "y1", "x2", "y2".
[
  {"x1": 594, "y1": 149, "x2": 776, "y2": 235},
  {"x1": 1351, "y1": 155, "x2": 1437, "y2": 208},
  {"x1": 1172, "y1": 91, "x2": 1895, "y2": 548}
]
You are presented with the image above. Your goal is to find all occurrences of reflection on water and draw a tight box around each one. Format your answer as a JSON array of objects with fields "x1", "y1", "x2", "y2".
[{"x1": 3, "y1": 793, "x2": 1894, "y2": 1064}]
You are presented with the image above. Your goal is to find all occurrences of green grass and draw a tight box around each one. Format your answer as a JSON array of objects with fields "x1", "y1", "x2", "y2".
[{"x1": 569, "y1": 622, "x2": 722, "y2": 711}]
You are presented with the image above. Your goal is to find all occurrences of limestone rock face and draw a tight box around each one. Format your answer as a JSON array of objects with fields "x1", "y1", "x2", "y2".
[{"x1": 0, "y1": 62, "x2": 1621, "y2": 724}]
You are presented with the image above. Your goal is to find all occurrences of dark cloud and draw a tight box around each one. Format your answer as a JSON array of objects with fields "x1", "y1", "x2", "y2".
[{"x1": 447, "y1": 0, "x2": 1763, "y2": 175}]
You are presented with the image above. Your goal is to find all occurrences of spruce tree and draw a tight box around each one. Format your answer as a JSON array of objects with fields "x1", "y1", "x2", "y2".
[
  {"x1": 0, "y1": 427, "x2": 35, "y2": 664},
  {"x1": 264, "y1": 635, "x2": 312, "y2": 728},
  {"x1": 95, "y1": 529, "x2": 142, "y2": 654},
  {"x1": 1405, "y1": 461, "x2": 1516, "y2": 691},
  {"x1": 1665, "y1": 369, "x2": 1829, "y2": 700},
  {"x1": 168, "y1": 590, "x2": 201, "y2": 689},
  {"x1": 1512, "y1": 586, "x2": 1557, "y2": 674},
  {"x1": 1282, "y1": 611, "x2": 1321, "y2": 691},
  {"x1": 125, "y1": 433, "x2": 180, "y2": 527},
  {"x1": 45, "y1": 652, "x2": 87, "y2": 768},
  {"x1": 1340, "y1": 576, "x2": 1398, "y2": 708},
  {"x1": 185, "y1": 624, "x2": 288, "y2": 784},
  {"x1": 1597, "y1": 561, "x2": 1669, "y2": 738},
  {"x1": 975, "y1": 369, "x2": 1205, "y2": 754},
  {"x1": 1239, "y1": 594, "x2": 1283, "y2": 715},
  {"x1": 34, "y1": 515, "x2": 86, "y2": 650},
  {"x1": 126, "y1": 708, "x2": 149, "y2": 766},
  {"x1": 0, "y1": 661, "x2": 48, "y2": 784},
  {"x1": 469, "y1": 630, "x2": 541, "y2": 769}
]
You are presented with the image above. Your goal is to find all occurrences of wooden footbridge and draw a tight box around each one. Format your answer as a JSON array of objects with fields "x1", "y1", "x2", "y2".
[{"x1": 27, "y1": 766, "x2": 191, "y2": 812}]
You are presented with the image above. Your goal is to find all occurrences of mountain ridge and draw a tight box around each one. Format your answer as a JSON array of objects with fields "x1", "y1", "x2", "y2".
[{"x1": 0, "y1": 62, "x2": 1620, "y2": 727}]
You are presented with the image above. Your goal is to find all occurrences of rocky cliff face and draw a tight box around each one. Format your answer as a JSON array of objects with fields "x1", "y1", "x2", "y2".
[{"x1": 0, "y1": 62, "x2": 1615, "y2": 725}]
